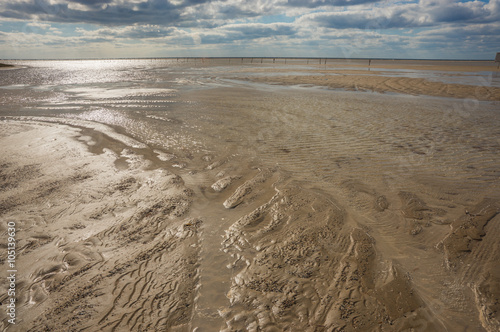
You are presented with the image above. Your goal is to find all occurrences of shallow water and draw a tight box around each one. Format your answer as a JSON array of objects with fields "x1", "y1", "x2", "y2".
[{"x1": 1, "y1": 59, "x2": 500, "y2": 331}]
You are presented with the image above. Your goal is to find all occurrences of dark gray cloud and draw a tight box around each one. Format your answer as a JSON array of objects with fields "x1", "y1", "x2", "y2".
[
  {"x1": 420, "y1": 23, "x2": 500, "y2": 40},
  {"x1": 1, "y1": 0, "x2": 196, "y2": 26},
  {"x1": 301, "y1": 0, "x2": 500, "y2": 30},
  {"x1": 229, "y1": 23, "x2": 295, "y2": 38},
  {"x1": 0, "y1": 1, "x2": 62, "y2": 20},
  {"x1": 0, "y1": 0, "x2": 281, "y2": 29},
  {"x1": 95, "y1": 25, "x2": 176, "y2": 39},
  {"x1": 217, "y1": 5, "x2": 263, "y2": 19},
  {"x1": 200, "y1": 23, "x2": 296, "y2": 44},
  {"x1": 3, "y1": 0, "x2": 498, "y2": 30},
  {"x1": 303, "y1": 11, "x2": 420, "y2": 30},
  {"x1": 430, "y1": 5, "x2": 477, "y2": 23},
  {"x1": 286, "y1": 0, "x2": 381, "y2": 7},
  {"x1": 70, "y1": 0, "x2": 114, "y2": 6}
]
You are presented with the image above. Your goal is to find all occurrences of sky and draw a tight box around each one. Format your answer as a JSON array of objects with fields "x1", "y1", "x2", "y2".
[{"x1": 0, "y1": 0, "x2": 499, "y2": 59}]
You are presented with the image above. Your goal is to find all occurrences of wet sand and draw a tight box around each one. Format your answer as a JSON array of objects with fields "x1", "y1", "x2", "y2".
[
  {"x1": 0, "y1": 120, "x2": 199, "y2": 331},
  {"x1": 241, "y1": 74, "x2": 500, "y2": 101},
  {"x1": 1, "y1": 61, "x2": 500, "y2": 331},
  {"x1": 230, "y1": 60, "x2": 500, "y2": 101},
  {"x1": 0, "y1": 64, "x2": 15, "y2": 71}
]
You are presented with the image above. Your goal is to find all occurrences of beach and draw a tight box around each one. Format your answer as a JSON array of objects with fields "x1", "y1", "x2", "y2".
[{"x1": 1, "y1": 59, "x2": 499, "y2": 331}]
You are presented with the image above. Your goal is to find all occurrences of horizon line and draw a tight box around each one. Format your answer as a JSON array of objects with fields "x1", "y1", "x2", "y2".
[{"x1": 1, "y1": 56, "x2": 496, "y2": 62}]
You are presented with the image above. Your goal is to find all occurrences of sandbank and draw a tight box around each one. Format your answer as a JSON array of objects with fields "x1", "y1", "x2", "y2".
[{"x1": 239, "y1": 70, "x2": 500, "y2": 101}]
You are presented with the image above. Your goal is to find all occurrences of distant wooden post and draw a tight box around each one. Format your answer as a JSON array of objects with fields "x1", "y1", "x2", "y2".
[{"x1": 496, "y1": 52, "x2": 500, "y2": 69}]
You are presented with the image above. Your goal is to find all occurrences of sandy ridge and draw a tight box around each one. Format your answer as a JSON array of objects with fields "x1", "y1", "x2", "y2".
[{"x1": 243, "y1": 74, "x2": 500, "y2": 101}]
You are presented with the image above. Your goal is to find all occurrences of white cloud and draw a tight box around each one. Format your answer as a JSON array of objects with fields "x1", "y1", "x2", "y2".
[
  {"x1": 27, "y1": 21, "x2": 51, "y2": 29},
  {"x1": 0, "y1": 0, "x2": 498, "y2": 59}
]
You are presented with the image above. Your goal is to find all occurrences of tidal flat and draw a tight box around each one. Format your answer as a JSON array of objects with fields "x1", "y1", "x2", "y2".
[{"x1": 1, "y1": 58, "x2": 499, "y2": 331}]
